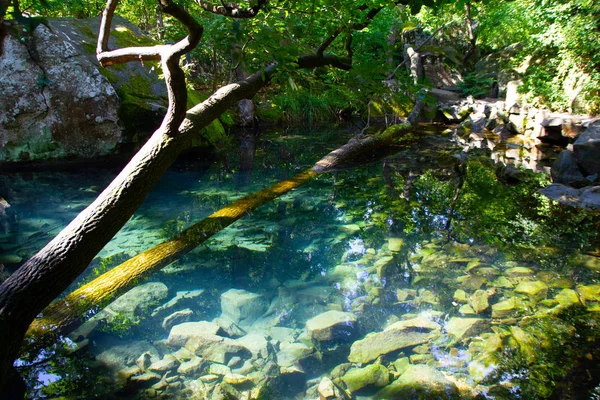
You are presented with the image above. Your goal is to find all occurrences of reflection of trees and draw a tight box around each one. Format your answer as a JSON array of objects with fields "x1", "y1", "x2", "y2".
[{"x1": 330, "y1": 141, "x2": 600, "y2": 269}]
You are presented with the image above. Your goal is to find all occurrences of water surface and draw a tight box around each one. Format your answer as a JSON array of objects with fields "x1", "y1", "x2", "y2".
[{"x1": 3, "y1": 125, "x2": 600, "y2": 399}]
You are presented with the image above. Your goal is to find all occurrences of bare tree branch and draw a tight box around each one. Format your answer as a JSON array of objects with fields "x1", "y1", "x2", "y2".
[{"x1": 196, "y1": 0, "x2": 267, "y2": 18}]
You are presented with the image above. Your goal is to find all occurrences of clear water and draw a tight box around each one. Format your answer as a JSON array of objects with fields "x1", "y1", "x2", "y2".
[{"x1": 3, "y1": 126, "x2": 600, "y2": 399}]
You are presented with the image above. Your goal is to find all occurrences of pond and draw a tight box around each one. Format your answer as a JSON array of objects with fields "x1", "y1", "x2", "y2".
[{"x1": 3, "y1": 124, "x2": 600, "y2": 399}]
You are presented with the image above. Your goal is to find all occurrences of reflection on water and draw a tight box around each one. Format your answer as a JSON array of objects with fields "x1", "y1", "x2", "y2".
[{"x1": 3, "y1": 125, "x2": 600, "y2": 399}]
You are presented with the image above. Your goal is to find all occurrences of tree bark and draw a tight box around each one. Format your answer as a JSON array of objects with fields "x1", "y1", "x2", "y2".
[{"x1": 462, "y1": 1, "x2": 476, "y2": 70}]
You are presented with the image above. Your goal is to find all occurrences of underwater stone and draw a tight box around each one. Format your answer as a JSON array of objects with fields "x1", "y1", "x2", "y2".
[
  {"x1": 106, "y1": 282, "x2": 169, "y2": 318},
  {"x1": 318, "y1": 377, "x2": 349, "y2": 400},
  {"x1": 269, "y1": 326, "x2": 297, "y2": 344},
  {"x1": 576, "y1": 284, "x2": 600, "y2": 304},
  {"x1": 223, "y1": 373, "x2": 250, "y2": 385},
  {"x1": 167, "y1": 321, "x2": 224, "y2": 347},
  {"x1": 510, "y1": 326, "x2": 537, "y2": 364},
  {"x1": 341, "y1": 224, "x2": 361, "y2": 234},
  {"x1": 148, "y1": 356, "x2": 179, "y2": 373},
  {"x1": 177, "y1": 357, "x2": 206, "y2": 376},
  {"x1": 491, "y1": 297, "x2": 518, "y2": 319},
  {"x1": 515, "y1": 280, "x2": 548, "y2": 301},
  {"x1": 130, "y1": 371, "x2": 162, "y2": 386},
  {"x1": 162, "y1": 309, "x2": 194, "y2": 330},
  {"x1": 341, "y1": 364, "x2": 390, "y2": 392},
  {"x1": 348, "y1": 316, "x2": 440, "y2": 364},
  {"x1": 391, "y1": 357, "x2": 411, "y2": 377},
  {"x1": 445, "y1": 318, "x2": 489, "y2": 343},
  {"x1": 199, "y1": 374, "x2": 219, "y2": 383},
  {"x1": 306, "y1": 310, "x2": 358, "y2": 342},
  {"x1": 375, "y1": 256, "x2": 398, "y2": 279},
  {"x1": 457, "y1": 274, "x2": 486, "y2": 290},
  {"x1": 505, "y1": 267, "x2": 534, "y2": 277},
  {"x1": 296, "y1": 285, "x2": 335, "y2": 304},
  {"x1": 276, "y1": 342, "x2": 314, "y2": 367},
  {"x1": 374, "y1": 365, "x2": 459, "y2": 399},
  {"x1": 491, "y1": 276, "x2": 514, "y2": 288},
  {"x1": 388, "y1": 238, "x2": 404, "y2": 252},
  {"x1": 185, "y1": 334, "x2": 251, "y2": 364},
  {"x1": 96, "y1": 341, "x2": 160, "y2": 374},
  {"x1": 221, "y1": 289, "x2": 268, "y2": 326},
  {"x1": 236, "y1": 333, "x2": 270, "y2": 360},
  {"x1": 554, "y1": 289, "x2": 581, "y2": 309},
  {"x1": 151, "y1": 289, "x2": 205, "y2": 318},
  {"x1": 470, "y1": 289, "x2": 493, "y2": 313},
  {"x1": 213, "y1": 316, "x2": 246, "y2": 338},
  {"x1": 209, "y1": 363, "x2": 232, "y2": 376},
  {"x1": 453, "y1": 289, "x2": 469, "y2": 304},
  {"x1": 117, "y1": 365, "x2": 141, "y2": 382},
  {"x1": 136, "y1": 352, "x2": 155, "y2": 372}
]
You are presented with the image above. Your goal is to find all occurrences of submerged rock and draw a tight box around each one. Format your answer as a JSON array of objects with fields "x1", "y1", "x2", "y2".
[
  {"x1": 276, "y1": 342, "x2": 314, "y2": 367},
  {"x1": 348, "y1": 316, "x2": 441, "y2": 364},
  {"x1": 445, "y1": 318, "x2": 489, "y2": 343},
  {"x1": 470, "y1": 289, "x2": 495, "y2": 313},
  {"x1": 221, "y1": 289, "x2": 268, "y2": 326},
  {"x1": 185, "y1": 333, "x2": 251, "y2": 364},
  {"x1": 318, "y1": 377, "x2": 349, "y2": 400},
  {"x1": 340, "y1": 363, "x2": 390, "y2": 392},
  {"x1": 515, "y1": 280, "x2": 548, "y2": 301},
  {"x1": 167, "y1": 321, "x2": 224, "y2": 347},
  {"x1": 106, "y1": 282, "x2": 169, "y2": 319},
  {"x1": 162, "y1": 309, "x2": 194, "y2": 331},
  {"x1": 236, "y1": 333, "x2": 270, "y2": 360},
  {"x1": 374, "y1": 365, "x2": 459, "y2": 399},
  {"x1": 306, "y1": 310, "x2": 358, "y2": 342},
  {"x1": 152, "y1": 289, "x2": 205, "y2": 318}
]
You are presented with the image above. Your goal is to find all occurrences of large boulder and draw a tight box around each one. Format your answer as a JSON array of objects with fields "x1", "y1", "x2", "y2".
[
  {"x1": 551, "y1": 150, "x2": 588, "y2": 187},
  {"x1": 574, "y1": 122, "x2": 600, "y2": 176},
  {"x1": 0, "y1": 17, "x2": 167, "y2": 162},
  {"x1": 539, "y1": 184, "x2": 600, "y2": 210}
]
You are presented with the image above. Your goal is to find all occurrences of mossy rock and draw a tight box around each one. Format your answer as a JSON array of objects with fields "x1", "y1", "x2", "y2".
[
  {"x1": 341, "y1": 364, "x2": 390, "y2": 393},
  {"x1": 374, "y1": 365, "x2": 460, "y2": 399}
]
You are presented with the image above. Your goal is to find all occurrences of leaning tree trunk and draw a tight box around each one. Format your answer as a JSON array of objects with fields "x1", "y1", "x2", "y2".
[{"x1": 26, "y1": 99, "x2": 425, "y2": 346}]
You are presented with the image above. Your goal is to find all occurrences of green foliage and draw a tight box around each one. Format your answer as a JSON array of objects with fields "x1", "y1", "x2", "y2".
[{"x1": 457, "y1": 72, "x2": 494, "y2": 98}]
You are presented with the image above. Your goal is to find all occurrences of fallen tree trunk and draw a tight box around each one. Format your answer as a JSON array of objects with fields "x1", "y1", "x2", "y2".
[{"x1": 26, "y1": 103, "x2": 424, "y2": 345}]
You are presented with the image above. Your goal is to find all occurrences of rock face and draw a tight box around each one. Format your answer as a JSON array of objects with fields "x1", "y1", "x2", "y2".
[
  {"x1": 0, "y1": 17, "x2": 166, "y2": 162},
  {"x1": 347, "y1": 316, "x2": 441, "y2": 364}
]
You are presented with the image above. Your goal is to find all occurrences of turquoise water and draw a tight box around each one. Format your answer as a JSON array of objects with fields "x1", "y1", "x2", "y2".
[{"x1": 4, "y1": 126, "x2": 600, "y2": 399}]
